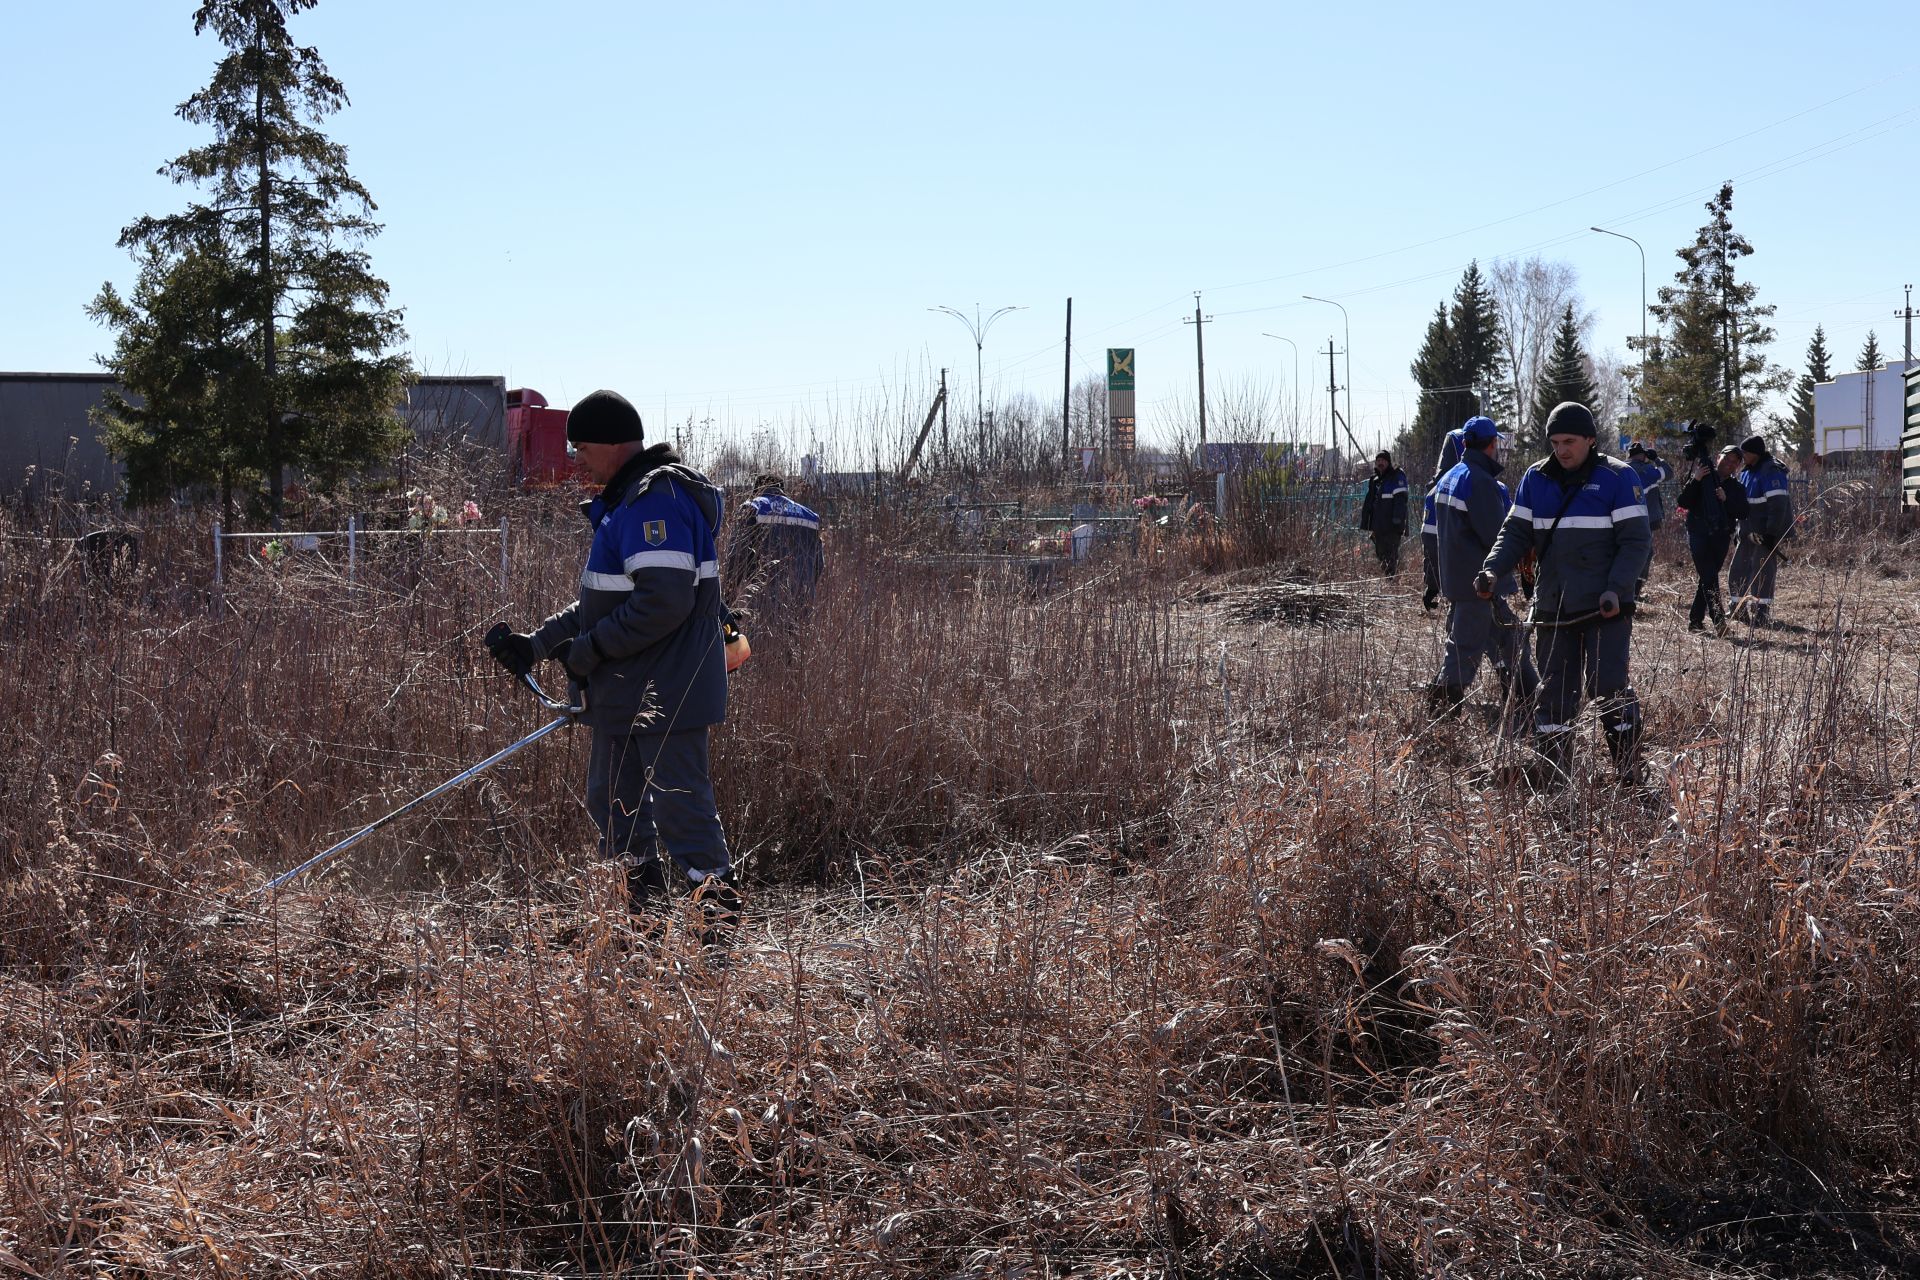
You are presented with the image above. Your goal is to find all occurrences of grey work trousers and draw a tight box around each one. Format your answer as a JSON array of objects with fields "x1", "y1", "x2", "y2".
[
  {"x1": 585, "y1": 727, "x2": 731, "y2": 881},
  {"x1": 1534, "y1": 616, "x2": 1638, "y2": 737},
  {"x1": 1440, "y1": 596, "x2": 1534, "y2": 693},
  {"x1": 1728, "y1": 536, "x2": 1781, "y2": 616}
]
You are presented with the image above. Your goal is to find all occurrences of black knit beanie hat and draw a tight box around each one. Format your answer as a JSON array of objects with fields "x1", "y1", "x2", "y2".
[
  {"x1": 1544, "y1": 402, "x2": 1597, "y2": 439},
  {"x1": 567, "y1": 389, "x2": 645, "y2": 445},
  {"x1": 1740, "y1": 434, "x2": 1767, "y2": 456}
]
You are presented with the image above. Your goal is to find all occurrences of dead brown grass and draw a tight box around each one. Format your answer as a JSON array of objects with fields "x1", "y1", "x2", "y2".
[{"x1": 3, "y1": 488, "x2": 1918, "y2": 1278}]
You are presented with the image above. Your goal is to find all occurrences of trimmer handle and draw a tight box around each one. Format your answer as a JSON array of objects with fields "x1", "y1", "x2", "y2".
[{"x1": 486, "y1": 622, "x2": 586, "y2": 717}]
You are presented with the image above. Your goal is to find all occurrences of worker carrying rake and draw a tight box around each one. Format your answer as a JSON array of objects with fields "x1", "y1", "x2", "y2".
[
  {"x1": 487, "y1": 389, "x2": 741, "y2": 931},
  {"x1": 1476, "y1": 401, "x2": 1652, "y2": 784}
]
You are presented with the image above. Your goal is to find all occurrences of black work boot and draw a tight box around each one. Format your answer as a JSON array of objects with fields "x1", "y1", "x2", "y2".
[
  {"x1": 1603, "y1": 720, "x2": 1644, "y2": 786},
  {"x1": 1426, "y1": 683, "x2": 1468, "y2": 720},
  {"x1": 626, "y1": 859, "x2": 669, "y2": 916},
  {"x1": 695, "y1": 873, "x2": 743, "y2": 949},
  {"x1": 1528, "y1": 729, "x2": 1575, "y2": 788}
]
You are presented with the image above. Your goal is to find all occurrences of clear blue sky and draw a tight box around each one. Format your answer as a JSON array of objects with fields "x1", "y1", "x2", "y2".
[{"x1": 3, "y1": 1, "x2": 1915, "y2": 458}]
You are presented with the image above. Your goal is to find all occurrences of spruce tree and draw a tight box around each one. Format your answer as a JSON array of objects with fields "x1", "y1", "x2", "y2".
[
  {"x1": 1637, "y1": 183, "x2": 1785, "y2": 441},
  {"x1": 91, "y1": 0, "x2": 409, "y2": 520},
  {"x1": 1786, "y1": 325, "x2": 1831, "y2": 459},
  {"x1": 1405, "y1": 263, "x2": 1509, "y2": 481},
  {"x1": 1856, "y1": 330, "x2": 1882, "y2": 371},
  {"x1": 1529, "y1": 303, "x2": 1600, "y2": 449},
  {"x1": 1407, "y1": 303, "x2": 1454, "y2": 479}
]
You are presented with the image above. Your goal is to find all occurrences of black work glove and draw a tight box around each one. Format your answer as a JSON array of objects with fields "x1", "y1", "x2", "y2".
[
  {"x1": 1422, "y1": 585, "x2": 1439, "y2": 611},
  {"x1": 1472, "y1": 570, "x2": 1496, "y2": 600},
  {"x1": 562, "y1": 630, "x2": 601, "y2": 680},
  {"x1": 1598, "y1": 590, "x2": 1621, "y2": 619},
  {"x1": 484, "y1": 623, "x2": 537, "y2": 679}
]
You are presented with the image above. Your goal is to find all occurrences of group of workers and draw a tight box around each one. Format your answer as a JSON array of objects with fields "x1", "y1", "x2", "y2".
[
  {"x1": 485, "y1": 389, "x2": 823, "y2": 935},
  {"x1": 1359, "y1": 404, "x2": 1797, "y2": 782},
  {"x1": 475, "y1": 386, "x2": 1797, "y2": 932}
]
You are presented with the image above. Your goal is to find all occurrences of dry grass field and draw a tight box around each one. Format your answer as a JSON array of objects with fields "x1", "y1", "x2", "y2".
[{"x1": 3, "y1": 481, "x2": 1918, "y2": 1278}]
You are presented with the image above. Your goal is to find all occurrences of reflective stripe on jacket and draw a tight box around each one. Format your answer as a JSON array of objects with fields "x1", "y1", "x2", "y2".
[
  {"x1": 533, "y1": 446, "x2": 728, "y2": 732},
  {"x1": 1484, "y1": 452, "x2": 1652, "y2": 616},
  {"x1": 1738, "y1": 457, "x2": 1793, "y2": 541},
  {"x1": 1435, "y1": 449, "x2": 1512, "y2": 600}
]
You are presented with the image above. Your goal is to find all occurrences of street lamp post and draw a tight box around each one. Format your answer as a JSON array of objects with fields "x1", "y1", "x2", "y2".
[
  {"x1": 1590, "y1": 226, "x2": 1648, "y2": 365},
  {"x1": 931, "y1": 303, "x2": 1024, "y2": 464},
  {"x1": 1260, "y1": 333, "x2": 1300, "y2": 439},
  {"x1": 1302, "y1": 296, "x2": 1351, "y2": 466}
]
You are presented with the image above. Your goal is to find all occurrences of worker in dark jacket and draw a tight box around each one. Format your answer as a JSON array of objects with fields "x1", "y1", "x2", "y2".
[
  {"x1": 1358, "y1": 452, "x2": 1410, "y2": 575},
  {"x1": 1728, "y1": 435, "x2": 1794, "y2": 626},
  {"x1": 1478, "y1": 402, "x2": 1652, "y2": 783},
  {"x1": 1627, "y1": 443, "x2": 1669, "y2": 532},
  {"x1": 1676, "y1": 445, "x2": 1749, "y2": 634},
  {"x1": 1427, "y1": 423, "x2": 1469, "y2": 495},
  {"x1": 487, "y1": 389, "x2": 739, "y2": 929},
  {"x1": 1429, "y1": 417, "x2": 1535, "y2": 715},
  {"x1": 724, "y1": 474, "x2": 824, "y2": 630}
]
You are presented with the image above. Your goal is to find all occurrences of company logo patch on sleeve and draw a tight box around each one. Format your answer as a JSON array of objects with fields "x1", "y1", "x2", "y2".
[{"x1": 643, "y1": 519, "x2": 668, "y2": 546}]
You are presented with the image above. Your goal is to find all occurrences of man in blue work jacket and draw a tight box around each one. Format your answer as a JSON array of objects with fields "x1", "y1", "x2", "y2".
[
  {"x1": 1430, "y1": 417, "x2": 1536, "y2": 717},
  {"x1": 1358, "y1": 452, "x2": 1410, "y2": 575},
  {"x1": 725, "y1": 474, "x2": 825, "y2": 632},
  {"x1": 1477, "y1": 402, "x2": 1652, "y2": 783},
  {"x1": 1728, "y1": 434, "x2": 1794, "y2": 627},
  {"x1": 487, "y1": 389, "x2": 738, "y2": 931}
]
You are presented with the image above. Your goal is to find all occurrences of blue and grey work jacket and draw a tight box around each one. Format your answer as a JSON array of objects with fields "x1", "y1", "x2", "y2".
[
  {"x1": 726, "y1": 491, "x2": 824, "y2": 618},
  {"x1": 1628, "y1": 458, "x2": 1668, "y2": 529},
  {"x1": 532, "y1": 446, "x2": 728, "y2": 732},
  {"x1": 1737, "y1": 456, "x2": 1793, "y2": 544},
  {"x1": 1359, "y1": 469, "x2": 1409, "y2": 534},
  {"x1": 1484, "y1": 453, "x2": 1652, "y2": 618},
  {"x1": 1420, "y1": 488, "x2": 1440, "y2": 595},
  {"x1": 1426, "y1": 428, "x2": 1466, "y2": 495},
  {"x1": 1434, "y1": 448, "x2": 1513, "y2": 601}
]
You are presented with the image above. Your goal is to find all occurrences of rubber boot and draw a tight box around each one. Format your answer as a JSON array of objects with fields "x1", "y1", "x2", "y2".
[
  {"x1": 1528, "y1": 729, "x2": 1575, "y2": 788},
  {"x1": 1427, "y1": 683, "x2": 1468, "y2": 721},
  {"x1": 627, "y1": 858, "x2": 669, "y2": 916},
  {"x1": 1707, "y1": 589, "x2": 1728, "y2": 637},
  {"x1": 695, "y1": 873, "x2": 743, "y2": 949},
  {"x1": 1603, "y1": 719, "x2": 1644, "y2": 786}
]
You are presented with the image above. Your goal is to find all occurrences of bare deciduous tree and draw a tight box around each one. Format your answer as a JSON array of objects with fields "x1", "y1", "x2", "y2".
[
  {"x1": 1491, "y1": 257, "x2": 1589, "y2": 435},
  {"x1": 1588, "y1": 348, "x2": 1632, "y2": 449}
]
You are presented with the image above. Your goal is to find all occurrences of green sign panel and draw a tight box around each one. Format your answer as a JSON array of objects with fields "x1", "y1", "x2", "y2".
[{"x1": 1107, "y1": 348, "x2": 1136, "y2": 453}]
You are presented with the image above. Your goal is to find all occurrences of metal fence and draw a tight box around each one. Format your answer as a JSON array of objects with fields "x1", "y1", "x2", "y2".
[{"x1": 211, "y1": 516, "x2": 510, "y2": 598}]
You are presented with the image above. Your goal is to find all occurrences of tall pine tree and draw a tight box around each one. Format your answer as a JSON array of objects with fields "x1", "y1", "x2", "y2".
[
  {"x1": 91, "y1": 0, "x2": 409, "y2": 521},
  {"x1": 1636, "y1": 183, "x2": 1785, "y2": 442},
  {"x1": 1786, "y1": 325, "x2": 1831, "y2": 460},
  {"x1": 1528, "y1": 303, "x2": 1600, "y2": 449},
  {"x1": 1404, "y1": 263, "x2": 1509, "y2": 480},
  {"x1": 1856, "y1": 330, "x2": 1882, "y2": 371}
]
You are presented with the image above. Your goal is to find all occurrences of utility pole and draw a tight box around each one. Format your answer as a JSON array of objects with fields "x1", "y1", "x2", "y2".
[
  {"x1": 1303, "y1": 296, "x2": 1351, "y2": 464},
  {"x1": 1062, "y1": 297, "x2": 1073, "y2": 467},
  {"x1": 1323, "y1": 338, "x2": 1341, "y2": 474},
  {"x1": 1896, "y1": 284, "x2": 1915, "y2": 366},
  {"x1": 939, "y1": 367, "x2": 949, "y2": 457},
  {"x1": 1183, "y1": 291, "x2": 1212, "y2": 451}
]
